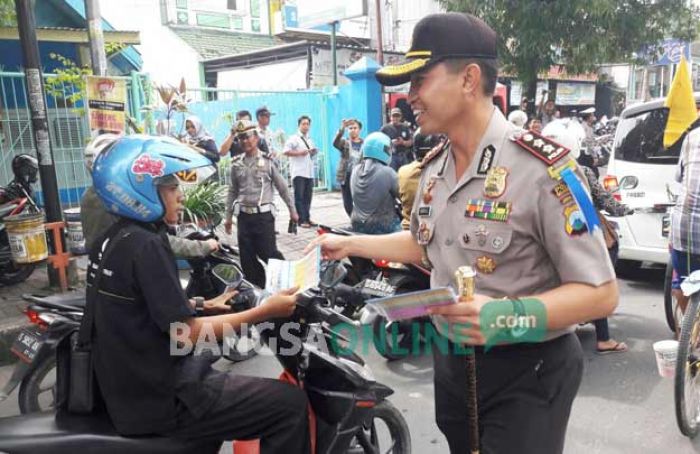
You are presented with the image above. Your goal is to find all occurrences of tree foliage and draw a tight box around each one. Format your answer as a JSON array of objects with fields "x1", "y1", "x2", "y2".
[
  {"x1": 439, "y1": 0, "x2": 700, "y2": 98},
  {"x1": 0, "y1": 0, "x2": 16, "y2": 26}
]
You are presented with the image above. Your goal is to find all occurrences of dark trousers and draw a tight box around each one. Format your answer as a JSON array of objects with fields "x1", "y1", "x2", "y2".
[
  {"x1": 341, "y1": 171, "x2": 353, "y2": 218},
  {"x1": 237, "y1": 212, "x2": 284, "y2": 288},
  {"x1": 433, "y1": 333, "x2": 583, "y2": 454},
  {"x1": 293, "y1": 177, "x2": 314, "y2": 224},
  {"x1": 390, "y1": 150, "x2": 414, "y2": 172},
  {"x1": 593, "y1": 244, "x2": 619, "y2": 342},
  {"x1": 167, "y1": 374, "x2": 310, "y2": 454}
]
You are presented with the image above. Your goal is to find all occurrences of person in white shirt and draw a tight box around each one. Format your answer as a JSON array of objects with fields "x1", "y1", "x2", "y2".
[
  {"x1": 283, "y1": 115, "x2": 317, "y2": 227},
  {"x1": 256, "y1": 106, "x2": 278, "y2": 159}
]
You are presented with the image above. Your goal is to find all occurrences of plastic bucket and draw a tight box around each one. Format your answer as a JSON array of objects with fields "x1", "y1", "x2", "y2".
[
  {"x1": 4, "y1": 212, "x2": 48, "y2": 264},
  {"x1": 653, "y1": 339, "x2": 678, "y2": 378},
  {"x1": 63, "y1": 208, "x2": 86, "y2": 255}
]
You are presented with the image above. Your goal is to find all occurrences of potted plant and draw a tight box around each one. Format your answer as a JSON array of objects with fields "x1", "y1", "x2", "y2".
[{"x1": 182, "y1": 181, "x2": 227, "y2": 228}]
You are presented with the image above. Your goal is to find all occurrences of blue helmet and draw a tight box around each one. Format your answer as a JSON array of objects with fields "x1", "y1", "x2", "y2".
[
  {"x1": 92, "y1": 135, "x2": 214, "y2": 222},
  {"x1": 361, "y1": 132, "x2": 392, "y2": 165}
]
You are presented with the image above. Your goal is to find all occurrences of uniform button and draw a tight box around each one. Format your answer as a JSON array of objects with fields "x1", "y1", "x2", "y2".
[
  {"x1": 445, "y1": 238, "x2": 453, "y2": 246},
  {"x1": 449, "y1": 195, "x2": 458, "y2": 203}
]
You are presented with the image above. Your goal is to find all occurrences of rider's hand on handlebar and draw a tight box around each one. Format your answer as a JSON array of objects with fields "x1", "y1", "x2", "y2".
[
  {"x1": 201, "y1": 288, "x2": 238, "y2": 315},
  {"x1": 305, "y1": 233, "x2": 350, "y2": 260},
  {"x1": 262, "y1": 286, "x2": 300, "y2": 318},
  {"x1": 206, "y1": 239, "x2": 219, "y2": 253}
]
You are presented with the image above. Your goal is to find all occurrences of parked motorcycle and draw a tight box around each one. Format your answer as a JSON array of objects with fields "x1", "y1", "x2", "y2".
[
  {"x1": 0, "y1": 224, "x2": 250, "y2": 414},
  {"x1": 0, "y1": 154, "x2": 41, "y2": 285},
  {"x1": 0, "y1": 262, "x2": 410, "y2": 454},
  {"x1": 317, "y1": 224, "x2": 431, "y2": 361}
]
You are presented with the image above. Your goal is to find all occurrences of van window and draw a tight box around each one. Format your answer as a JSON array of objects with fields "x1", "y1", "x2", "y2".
[{"x1": 613, "y1": 107, "x2": 682, "y2": 164}]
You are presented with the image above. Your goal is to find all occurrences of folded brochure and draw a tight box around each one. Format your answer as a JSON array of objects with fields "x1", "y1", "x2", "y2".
[
  {"x1": 265, "y1": 246, "x2": 321, "y2": 293},
  {"x1": 366, "y1": 287, "x2": 456, "y2": 321}
]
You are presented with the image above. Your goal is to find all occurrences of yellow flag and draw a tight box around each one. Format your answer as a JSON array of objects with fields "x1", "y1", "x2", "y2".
[{"x1": 664, "y1": 56, "x2": 697, "y2": 148}]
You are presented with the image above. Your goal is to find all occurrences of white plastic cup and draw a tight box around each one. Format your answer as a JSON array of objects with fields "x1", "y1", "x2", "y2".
[{"x1": 653, "y1": 340, "x2": 679, "y2": 378}]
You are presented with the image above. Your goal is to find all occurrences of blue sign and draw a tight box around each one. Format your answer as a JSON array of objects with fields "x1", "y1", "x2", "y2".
[
  {"x1": 653, "y1": 39, "x2": 691, "y2": 65},
  {"x1": 284, "y1": 5, "x2": 298, "y2": 28}
]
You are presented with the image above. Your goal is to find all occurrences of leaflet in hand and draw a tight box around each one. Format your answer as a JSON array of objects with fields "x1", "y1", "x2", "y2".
[
  {"x1": 265, "y1": 246, "x2": 321, "y2": 293},
  {"x1": 366, "y1": 287, "x2": 456, "y2": 321}
]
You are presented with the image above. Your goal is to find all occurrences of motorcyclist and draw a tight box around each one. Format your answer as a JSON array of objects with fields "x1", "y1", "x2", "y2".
[
  {"x1": 87, "y1": 135, "x2": 310, "y2": 452},
  {"x1": 350, "y1": 132, "x2": 401, "y2": 234},
  {"x1": 80, "y1": 133, "x2": 219, "y2": 257},
  {"x1": 0, "y1": 154, "x2": 38, "y2": 203}
]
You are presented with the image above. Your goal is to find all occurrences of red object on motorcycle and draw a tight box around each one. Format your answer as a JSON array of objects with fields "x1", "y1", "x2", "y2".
[
  {"x1": 603, "y1": 175, "x2": 621, "y2": 201},
  {"x1": 24, "y1": 309, "x2": 47, "y2": 328},
  {"x1": 373, "y1": 259, "x2": 390, "y2": 268},
  {"x1": 355, "y1": 400, "x2": 376, "y2": 408}
]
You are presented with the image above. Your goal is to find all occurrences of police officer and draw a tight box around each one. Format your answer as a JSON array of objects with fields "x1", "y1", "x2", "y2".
[
  {"x1": 309, "y1": 13, "x2": 617, "y2": 454},
  {"x1": 224, "y1": 120, "x2": 298, "y2": 288},
  {"x1": 397, "y1": 128, "x2": 443, "y2": 229}
]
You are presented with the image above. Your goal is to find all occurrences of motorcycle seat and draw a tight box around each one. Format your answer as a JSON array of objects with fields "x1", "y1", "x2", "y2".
[
  {"x1": 22, "y1": 288, "x2": 87, "y2": 310},
  {"x1": 0, "y1": 411, "x2": 221, "y2": 454}
]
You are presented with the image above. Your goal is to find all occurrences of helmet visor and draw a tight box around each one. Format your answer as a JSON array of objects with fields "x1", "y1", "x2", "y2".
[{"x1": 155, "y1": 165, "x2": 216, "y2": 187}]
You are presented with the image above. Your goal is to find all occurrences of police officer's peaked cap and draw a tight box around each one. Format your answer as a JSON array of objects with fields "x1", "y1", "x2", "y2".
[
  {"x1": 375, "y1": 12, "x2": 497, "y2": 86},
  {"x1": 234, "y1": 119, "x2": 257, "y2": 135}
]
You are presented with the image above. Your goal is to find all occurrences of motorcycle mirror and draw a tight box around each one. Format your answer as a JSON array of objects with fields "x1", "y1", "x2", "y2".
[
  {"x1": 212, "y1": 263, "x2": 244, "y2": 289},
  {"x1": 320, "y1": 261, "x2": 347, "y2": 288}
]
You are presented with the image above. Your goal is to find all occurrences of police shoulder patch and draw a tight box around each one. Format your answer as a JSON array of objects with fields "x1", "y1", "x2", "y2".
[
  {"x1": 511, "y1": 130, "x2": 570, "y2": 166},
  {"x1": 419, "y1": 139, "x2": 449, "y2": 169}
]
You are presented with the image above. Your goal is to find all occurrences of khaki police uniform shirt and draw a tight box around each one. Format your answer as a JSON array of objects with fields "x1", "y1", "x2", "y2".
[
  {"x1": 225, "y1": 149, "x2": 296, "y2": 220},
  {"x1": 398, "y1": 160, "x2": 422, "y2": 230},
  {"x1": 410, "y1": 109, "x2": 615, "y2": 341}
]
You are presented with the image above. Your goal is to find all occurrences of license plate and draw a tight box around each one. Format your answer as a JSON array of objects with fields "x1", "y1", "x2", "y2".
[
  {"x1": 662, "y1": 214, "x2": 670, "y2": 238},
  {"x1": 10, "y1": 327, "x2": 44, "y2": 364}
]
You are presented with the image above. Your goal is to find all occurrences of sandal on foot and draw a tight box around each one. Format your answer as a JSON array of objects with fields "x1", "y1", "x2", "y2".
[{"x1": 596, "y1": 341, "x2": 628, "y2": 354}]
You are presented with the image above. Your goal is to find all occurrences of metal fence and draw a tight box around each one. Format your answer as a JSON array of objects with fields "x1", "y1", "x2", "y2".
[
  {"x1": 0, "y1": 71, "x2": 334, "y2": 211},
  {"x1": 0, "y1": 71, "x2": 148, "y2": 209}
]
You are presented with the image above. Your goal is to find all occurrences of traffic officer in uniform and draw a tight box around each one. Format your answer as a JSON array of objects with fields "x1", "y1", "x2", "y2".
[
  {"x1": 308, "y1": 13, "x2": 618, "y2": 454},
  {"x1": 224, "y1": 120, "x2": 298, "y2": 288}
]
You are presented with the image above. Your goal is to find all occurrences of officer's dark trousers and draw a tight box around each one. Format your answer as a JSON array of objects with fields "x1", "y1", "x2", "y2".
[
  {"x1": 293, "y1": 176, "x2": 314, "y2": 224},
  {"x1": 237, "y1": 212, "x2": 284, "y2": 288},
  {"x1": 167, "y1": 374, "x2": 311, "y2": 453},
  {"x1": 433, "y1": 333, "x2": 583, "y2": 454}
]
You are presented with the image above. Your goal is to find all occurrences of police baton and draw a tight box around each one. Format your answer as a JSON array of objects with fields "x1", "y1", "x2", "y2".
[{"x1": 455, "y1": 266, "x2": 479, "y2": 454}]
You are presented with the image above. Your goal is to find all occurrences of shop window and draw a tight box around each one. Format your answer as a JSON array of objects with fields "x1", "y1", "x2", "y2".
[{"x1": 196, "y1": 12, "x2": 230, "y2": 28}]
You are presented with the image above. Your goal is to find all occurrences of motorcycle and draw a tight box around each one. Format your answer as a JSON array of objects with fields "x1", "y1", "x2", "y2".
[
  {"x1": 317, "y1": 224, "x2": 431, "y2": 361},
  {"x1": 0, "y1": 262, "x2": 410, "y2": 454},
  {"x1": 0, "y1": 154, "x2": 41, "y2": 285},
  {"x1": 0, "y1": 224, "x2": 250, "y2": 414}
]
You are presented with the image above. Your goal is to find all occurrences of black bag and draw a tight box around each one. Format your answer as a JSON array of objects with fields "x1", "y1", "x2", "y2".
[{"x1": 65, "y1": 222, "x2": 128, "y2": 414}]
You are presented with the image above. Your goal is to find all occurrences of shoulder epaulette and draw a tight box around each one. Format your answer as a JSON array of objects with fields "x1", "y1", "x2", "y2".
[
  {"x1": 419, "y1": 139, "x2": 449, "y2": 169},
  {"x1": 511, "y1": 130, "x2": 570, "y2": 166}
]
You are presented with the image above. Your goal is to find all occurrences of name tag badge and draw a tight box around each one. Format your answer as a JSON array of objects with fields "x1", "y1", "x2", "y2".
[{"x1": 418, "y1": 206, "x2": 432, "y2": 217}]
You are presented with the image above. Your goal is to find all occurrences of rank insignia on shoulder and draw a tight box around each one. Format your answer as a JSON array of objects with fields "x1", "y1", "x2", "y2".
[
  {"x1": 464, "y1": 199, "x2": 511, "y2": 222},
  {"x1": 483, "y1": 166, "x2": 508, "y2": 198},
  {"x1": 419, "y1": 139, "x2": 449, "y2": 168},
  {"x1": 512, "y1": 131, "x2": 569, "y2": 166}
]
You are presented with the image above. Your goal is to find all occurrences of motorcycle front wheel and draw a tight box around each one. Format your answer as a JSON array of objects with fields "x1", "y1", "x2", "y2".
[
  {"x1": 18, "y1": 355, "x2": 57, "y2": 414},
  {"x1": 348, "y1": 400, "x2": 411, "y2": 453}
]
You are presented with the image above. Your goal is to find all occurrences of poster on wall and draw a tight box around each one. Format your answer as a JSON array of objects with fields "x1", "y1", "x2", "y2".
[
  {"x1": 86, "y1": 76, "x2": 127, "y2": 134},
  {"x1": 555, "y1": 82, "x2": 596, "y2": 105},
  {"x1": 510, "y1": 81, "x2": 549, "y2": 106}
]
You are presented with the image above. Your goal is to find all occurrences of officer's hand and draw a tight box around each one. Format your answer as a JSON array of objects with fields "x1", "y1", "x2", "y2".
[
  {"x1": 224, "y1": 219, "x2": 233, "y2": 235},
  {"x1": 205, "y1": 288, "x2": 238, "y2": 315},
  {"x1": 428, "y1": 293, "x2": 492, "y2": 345},
  {"x1": 305, "y1": 233, "x2": 350, "y2": 260},
  {"x1": 291, "y1": 212, "x2": 299, "y2": 222},
  {"x1": 206, "y1": 239, "x2": 219, "y2": 253},
  {"x1": 262, "y1": 286, "x2": 300, "y2": 318}
]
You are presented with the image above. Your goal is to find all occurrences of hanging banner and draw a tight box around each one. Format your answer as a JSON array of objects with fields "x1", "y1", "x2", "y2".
[
  {"x1": 555, "y1": 82, "x2": 596, "y2": 105},
  {"x1": 86, "y1": 75, "x2": 127, "y2": 134}
]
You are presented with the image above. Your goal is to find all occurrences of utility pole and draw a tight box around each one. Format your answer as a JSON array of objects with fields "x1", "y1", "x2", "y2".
[
  {"x1": 374, "y1": 0, "x2": 384, "y2": 65},
  {"x1": 85, "y1": 0, "x2": 107, "y2": 75},
  {"x1": 15, "y1": 0, "x2": 65, "y2": 287},
  {"x1": 330, "y1": 21, "x2": 338, "y2": 86}
]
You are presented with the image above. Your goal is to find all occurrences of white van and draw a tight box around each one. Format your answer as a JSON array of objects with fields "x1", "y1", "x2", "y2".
[{"x1": 604, "y1": 95, "x2": 700, "y2": 267}]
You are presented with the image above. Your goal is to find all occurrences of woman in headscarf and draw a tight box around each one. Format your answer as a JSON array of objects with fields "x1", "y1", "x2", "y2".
[{"x1": 184, "y1": 115, "x2": 220, "y2": 181}]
